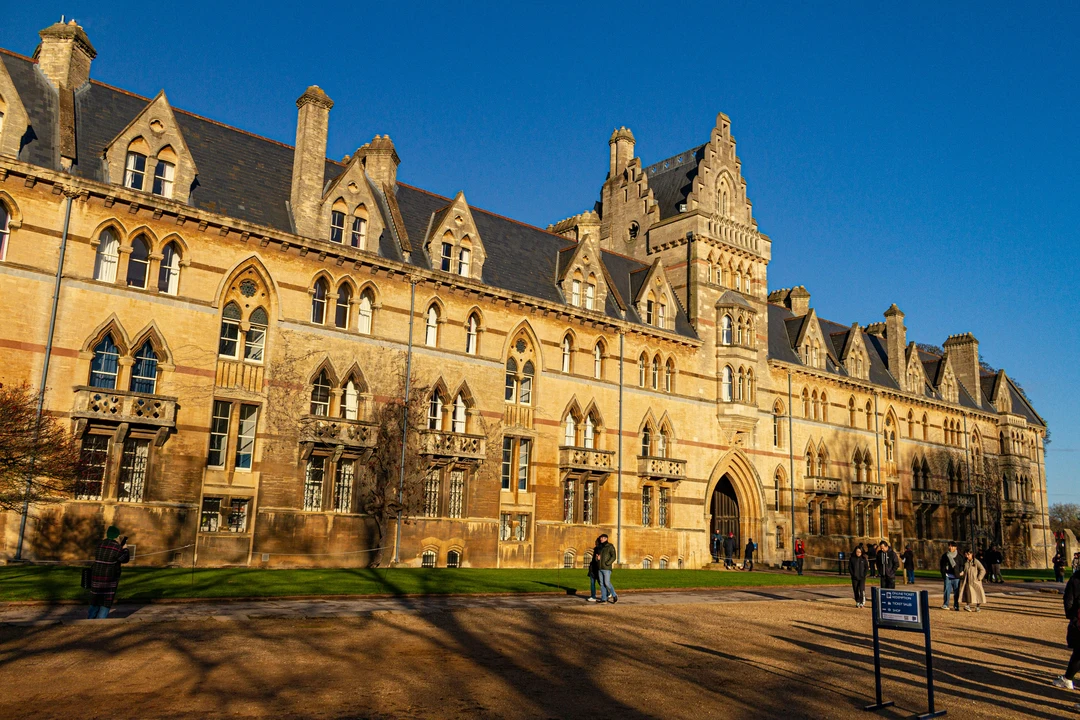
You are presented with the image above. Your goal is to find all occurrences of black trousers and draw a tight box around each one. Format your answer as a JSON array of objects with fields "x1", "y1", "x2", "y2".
[
  {"x1": 881, "y1": 576, "x2": 896, "y2": 589},
  {"x1": 852, "y1": 577, "x2": 866, "y2": 604},
  {"x1": 1067, "y1": 646, "x2": 1080, "y2": 680}
]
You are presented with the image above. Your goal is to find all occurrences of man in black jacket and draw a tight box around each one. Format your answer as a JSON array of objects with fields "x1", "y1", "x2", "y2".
[
  {"x1": 940, "y1": 542, "x2": 961, "y2": 611},
  {"x1": 878, "y1": 540, "x2": 899, "y2": 589},
  {"x1": 723, "y1": 532, "x2": 736, "y2": 570},
  {"x1": 1054, "y1": 568, "x2": 1080, "y2": 691}
]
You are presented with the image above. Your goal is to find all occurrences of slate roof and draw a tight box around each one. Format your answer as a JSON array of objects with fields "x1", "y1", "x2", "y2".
[
  {"x1": 643, "y1": 146, "x2": 704, "y2": 220},
  {"x1": 1, "y1": 50, "x2": 696, "y2": 340}
]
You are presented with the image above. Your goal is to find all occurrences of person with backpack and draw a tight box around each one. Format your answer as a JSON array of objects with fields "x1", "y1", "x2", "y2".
[
  {"x1": 585, "y1": 536, "x2": 604, "y2": 602},
  {"x1": 596, "y1": 534, "x2": 618, "y2": 604},
  {"x1": 743, "y1": 538, "x2": 757, "y2": 571},
  {"x1": 710, "y1": 531, "x2": 721, "y2": 564},
  {"x1": 86, "y1": 525, "x2": 130, "y2": 619},
  {"x1": 902, "y1": 545, "x2": 916, "y2": 585},
  {"x1": 723, "y1": 532, "x2": 736, "y2": 570},
  {"x1": 1053, "y1": 564, "x2": 1080, "y2": 694},
  {"x1": 794, "y1": 538, "x2": 805, "y2": 575},
  {"x1": 878, "y1": 540, "x2": 899, "y2": 589},
  {"x1": 849, "y1": 545, "x2": 870, "y2": 608},
  {"x1": 940, "y1": 541, "x2": 961, "y2": 611}
]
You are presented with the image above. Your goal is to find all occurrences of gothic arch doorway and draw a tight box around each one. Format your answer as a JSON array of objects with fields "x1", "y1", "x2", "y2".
[{"x1": 712, "y1": 475, "x2": 740, "y2": 546}]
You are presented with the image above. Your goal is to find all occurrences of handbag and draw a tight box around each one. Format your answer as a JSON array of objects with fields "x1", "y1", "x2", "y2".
[{"x1": 80, "y1": 566, "x2": 91, "y2": 589}]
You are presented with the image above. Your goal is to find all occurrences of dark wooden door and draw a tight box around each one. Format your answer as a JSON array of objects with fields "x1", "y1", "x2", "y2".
[{"x1": 712, "y1": 475, "x2": 740, "y2": 547}]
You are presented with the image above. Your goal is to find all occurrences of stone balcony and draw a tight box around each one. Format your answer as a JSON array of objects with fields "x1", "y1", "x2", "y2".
[
  {"x1": 299, "y1": 415, "x2": 377, "y2": 451},
  {"x1": 559, "y1": 446, "x2": 616, "y2": 481},
  {"x1": 420, "y1": 430, "x2": 487, "y2": 464},
  {"x1": 637, "y1": 456, "x2": 687, "y2": 481},
  {"x1": 72, "y1": 386, "x2": 177, "y2": 428},
  {"x1": 948, "y1": 492, "x2": 978, "y2": 509},
  {"x1": 1002, "y1": 499, "x2": 1037, "y2": 518},
  {"x1": 851, "y1": 481, "x2": 886, "y2": 501},
  {"x1": 805, "y1": 476, "x2": 841, "y2": 496},
  {"x1": 912, "y1": 488, "x2": 944, "y2": 506}
]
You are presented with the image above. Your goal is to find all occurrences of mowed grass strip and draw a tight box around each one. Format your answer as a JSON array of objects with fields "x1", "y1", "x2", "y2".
[
  {"x1": 913, "y1": 567, "x2": 1055, "y2": 582},
  {"x1": 0, "y1": 565, "x2": 847, "y2": 603}
]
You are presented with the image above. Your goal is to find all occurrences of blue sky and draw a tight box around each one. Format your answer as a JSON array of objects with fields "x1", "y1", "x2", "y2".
[{"x1": 5, "y1": 3, "x2": 1078, "y2": 501}]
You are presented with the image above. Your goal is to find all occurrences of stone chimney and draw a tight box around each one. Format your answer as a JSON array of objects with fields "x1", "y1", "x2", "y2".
[
  {"x1": 609, "y1": 127, "x2": 635, "y2": 178},
  {"x1": 290, "y1": 86, "x2": 333, "y2": 237},
  {"x1": 944, "y1": 332, "x2": 981, "y2": 406},
  {"x1": 787, "y1": 286, "x2": 810, "y2": 316},
  {"x1": 356, "y1": 135, "x2": 399, "y2": 188},
  {"x1": 34, "y1": 19, "x2": 96, "y2": 90},
  {"x1": 884, "y1": 304, "x2": 906, "y2": 388}
]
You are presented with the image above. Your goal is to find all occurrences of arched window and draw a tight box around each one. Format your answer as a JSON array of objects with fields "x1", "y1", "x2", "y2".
[
  {"x1": 884, "y1": 417, "x2": 895, "y2": 462},
  {"x1": 124, "y1": 144, "x2": 147, "y2": 190},
  {"x1": 425, "y1": 305, "x2": 439, "y2": 347},
  {"x1": 94, "y1": 228, "x2": 120, "y2": 282},
  {"x1": 126, "y1": 235, "x2": 150, "y2": 288},
  {"x1": 311, "y1": 278, "x2": 328, "y2": 324},
  {"x1": 89, "y1": 336, "x2": 121, "y2": 389},
  {"x1": 907, "y1": 410, "x2": 915, "y2": 438},
  {"x1": 737, "y1": 368, "x2": 745, "y2": 401},
  {"x1": 0, "y1": 201, "x2": 9, "y2": 259},
  {"x1": 505, "y1": 333, "x2": 537, "y2": 407},
  {"x1": 665, "y1": 359, "x2": 675, "y2": 393},
  {"x1": 774, "y1": 467, "x2": 785, "y2": 511},
  {"x1": 564, "y1": 413, "x2": 577, "y2": 446},
  {"x1": 638, "y1": 354, "x2": 647, "y2": 387},
  {"x1": 341, "y1": 378, "x2": 360, "y2": 420},
  {"x1": 219, "y1": 302, "x2": 241, "y2": 358},
  {"x1": 447, "y1": 550, "x2": 461, "y2": 568},
  {"x1": 651, "y1": 355, "x2": 660, "y2": 389},
  {"x1": 330, "y1": 200, "x2": 346, "y2": 244},
  {"x1": 865, "y1": 401, "x2": 874, "y2": 430},
  {"x1": 428, "y1": 390, "x2": 444, "y2": 430},
  {"x1": 152, "y1": 152, "x2": 175, "y2": 198},
  {"x1": 246, "y1": 307, "x2": 267, "y2": 362},
  {"x1": 658, "y1": 427, "x2": 669, "y2": 458},
  {"x1": 521, "y1": 361, "x2": 534, "y2": 405},
  {"x1": 561, "y1": 336, "x2": 573, "y2": 373},
  {"x1": 130, "y1": 342, "x2": 158, "y2": 394},
  {"x1": 583, "y1": 414, "x2": 596, "y2": 449},
  {"x1": 802, "y1": 388, "x2": 811, "y2": 417},
  {"x1": 593, "y1": 342, "x2": 604, "y2": 379},
  {"x1": 773, "y1": 401, "x2": 784, "y2": 447},
  {"x1": 641, "y1": 423, "x2": 652, "y2": 457},
  {"x1": 452, "y1": 394, "x2": 467, "y2": 433},
  {"x1": 817, "y1": 446, "x2": 829, "y2": 477},
  {"x1": 721, "y1": 366, "x2": 733, "y2": 402},
  {"x1": 563, "y1": 551, "x2": 575, "y2": 569},
  {"x1": 466, "y1": 313, "x2": 479, "y2": 355},
  {"x1": 571, "y1": 274, "x2": 582, "y2": 306},
  {"x1": 357, "y1": 290, "x2": 374, "y2": 335},
  {"x1": 158, "y1": 241, "x2": 181, "y2": 295},
  {"x1": 505, "y1": 358, "x2": 518, "y2": 402},
  {"x1": 721, "y1": 315, "x2": 733, "y2": 345},
  {"x1": 585, "y1": 276, "x2": 597, "y2": 310},
  {"x1": 820, "y1": 392, "x2": 828, "y2": 422},
  {"x1": 746, "y1": 368, "x2": 755, "y2": 403},
  {"x1": 457, "y1": 244, "x2": 472, "y2": 276},
  {"x1": 422, "y1": 550, "x2": 437, "y2": 568},
  {"x1": 848, "y1": 397, "x2": 856, "y2": 427},
  {"x1": 350, "y1": 207, "x2": 367, "y2": 248},
  {"x1": 805, "y1": 447, "x2": 815, "y2": 478},
  {"x1": 334, "y1": 284, "x2": 352, "y2": 329},
  {"x1": 310, "y1": 370, "x2": 331, "y2": 416}
]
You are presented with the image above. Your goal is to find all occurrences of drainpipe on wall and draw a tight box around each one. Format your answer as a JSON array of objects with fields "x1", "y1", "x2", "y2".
[
  {"x1": 962, "y1": 413, "x2": 975, "y2": 548},
  {"x1": 787, "y1": 372, "x2": 796, "y2": 561},
  {"x1": 15, "y1": 193, "x2": 74, "y2": 561},
  {"x1": 392, "y1": 278, "x2": 417, "y2": 565},
  {"x1": 616, "y1": 329, "x2": 625, "y2": 564},
  {"x1": 1037, "y1": 438, "x2": 1049, "y2": 569},
  {"x1": 873, "y1": 393, "x2": 883, "y2": 540}
]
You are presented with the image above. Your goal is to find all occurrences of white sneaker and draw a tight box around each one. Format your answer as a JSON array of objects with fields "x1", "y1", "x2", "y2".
[
  {"x1": 586, "y1": 597, "x2": 597, "y2": 603},
  {"x1": 1053, "y1": 676, "x2": 1074, "y2": 690},
  {"x1": 940, "y1": 605, "x2": 950, "y2": 610}
]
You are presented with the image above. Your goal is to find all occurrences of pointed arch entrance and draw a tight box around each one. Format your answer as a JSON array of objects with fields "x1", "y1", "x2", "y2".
[
  {"x1": 711, "y1": 475, "x2": 740, "y2": 546},
  {"x1": 705, "y1": 449, "x2": 765, "y2": 554}
]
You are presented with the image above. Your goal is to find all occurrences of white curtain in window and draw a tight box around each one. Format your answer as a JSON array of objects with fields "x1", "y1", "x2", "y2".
[{"x1": 94, "y1": 230, "x2": 119, "y2": 282}]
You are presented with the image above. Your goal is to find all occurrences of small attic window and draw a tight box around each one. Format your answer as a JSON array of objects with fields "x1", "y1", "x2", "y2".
[
  {"x1": 678, "y1": 202, "x2": 687, "y2": 213},
  {"x1": 629, "y1": 222, "x2": 639, "y2": 240}
]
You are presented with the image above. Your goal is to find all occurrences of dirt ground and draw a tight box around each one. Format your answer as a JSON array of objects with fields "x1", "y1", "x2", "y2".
[{"x1": 0, "y1": 590, "x2": 1073, "y2": 720}]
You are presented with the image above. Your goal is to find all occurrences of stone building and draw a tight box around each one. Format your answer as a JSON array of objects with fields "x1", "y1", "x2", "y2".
[{"x1": 0, "y1": 21, "x2": 1050, "y2": 569}]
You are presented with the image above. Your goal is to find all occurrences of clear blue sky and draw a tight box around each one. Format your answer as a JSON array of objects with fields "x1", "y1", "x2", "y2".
[{"x1": 5, "y1": 3, "x2": 1078, "y2": 502}]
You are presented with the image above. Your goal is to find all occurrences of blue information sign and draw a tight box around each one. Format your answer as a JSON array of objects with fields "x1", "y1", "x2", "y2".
[{"x1": 876, "y1": 589, "x2": 922, "y2": 631}]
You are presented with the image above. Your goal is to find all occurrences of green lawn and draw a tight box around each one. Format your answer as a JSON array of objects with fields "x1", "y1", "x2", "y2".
[
  {"x1": 0, "y1": 565, "x2": 847, "y2": 603},
  {"x1": 914, "y1": 568, "x2": 1056, "y2": 582}
]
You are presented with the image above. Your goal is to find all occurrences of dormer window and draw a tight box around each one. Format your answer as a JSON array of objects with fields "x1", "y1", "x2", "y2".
[
  {"x1": 721, "y1": 315, "x2": 733, "y2": 345},
  {"x1": 646, "y1": 300, "x2": 655, "y2": 324},
  {"x1": 330, "y1": 209, "x2": 346, "y2": 244},
  {"x1": 350, "y1": 213, "x2": 366, "y2": 248},
  {"x1": 585, "y1": 279, "x2": 596, "y2": 310},
  {"x1": 124, "y1": 152, "x2": 147, "y2": 190},
  {"x1": 457, "y1": 246, "x2": 472, "y2": 276},
  {"x1": 571, "y1": 276, "x2": 582, "y2": 306},
  {"x1": 657, "y1": 303, "x2": 666, "y2": 329},
  {"x1": 440, "y1": 242, "x2": 453, "y2": 272},
  {"x1": 152, "y1": 160, "x2": 175, "y2": 198}
]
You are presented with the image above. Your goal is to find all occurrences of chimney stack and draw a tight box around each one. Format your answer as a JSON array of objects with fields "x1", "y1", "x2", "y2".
[
  {"x1": 787, "y1": 286, "x2": 811, "y2": 316},
  {"x1": 290, "y1": 85, "x2": 333, "y2": 237},
  {"x1": 356, "y1": 135, "x2": 399, "y2": 189},
  {"x1": 609, "y1": 127, "x2": 635, "y2": 178},
  {"x1": 34, "y1": 19, "x2": 96, "y2": 90},
  {"x1": 884, "y1": 304, "x2": 907, "y2": 388},
  {"x1": 943, "y1": 332, "x2": 981, "y2": 406}
]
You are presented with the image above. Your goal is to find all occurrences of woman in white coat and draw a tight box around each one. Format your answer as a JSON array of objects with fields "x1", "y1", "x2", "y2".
[{"x1": 959, "y1": 548, "x2": 987, "y2": 612}]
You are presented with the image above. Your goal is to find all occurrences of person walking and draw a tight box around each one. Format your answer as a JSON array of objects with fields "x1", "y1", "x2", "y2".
[
  {"x1": 902, "y1": 545, "x2": 916, "y2": 585},
  {"x1": 958, "y1": 547, "x2": 987, "y2": 612},
  {"x1": 988, "y1": 545, "x2": 1004, "y2": 583},
  {"x1": 869, "y1": 542, "x2": 880, "y2": 578},
  {"x1": 879, "y1": 541, "x2": 899, "y2": 589},
  {"x1": 1055, "y1": 552, "x2": 1067, "y2": 584},
  {"x1": 1054, "y1": 564, "x2": 1080, "y2": 692},
  {"x1": 849, "y1": 545, "x2": 870, "y2": 608},
  {"x1": 596, "y1": 534, "x2": 618, "y2": 604},
  {"x1": 710, "y1": 531, "x2": 721, "y2": 564},
  {"x1": 723, "y1": 532, "x2": 736, "y2": 570},
  {"x1": 87, "y1": 526, "x2": 130, "y2": 619},
  {"x1": 940, "y1": 541, "x2": 961, "y2": 611},
  {"x1": 586, "y1": 536, "x2": 603, "y2": 602},
  {"x1": 743, "y1": 538, "x2": 756, "y2": 571},
  {"x1": 794, "y1": 538, "x2": 805, "y2": 575}
]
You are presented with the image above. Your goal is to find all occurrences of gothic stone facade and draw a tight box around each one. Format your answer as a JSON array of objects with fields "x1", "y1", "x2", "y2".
[{"x1": 0, "y1": 22, "x2": 1050, "y2": 569}]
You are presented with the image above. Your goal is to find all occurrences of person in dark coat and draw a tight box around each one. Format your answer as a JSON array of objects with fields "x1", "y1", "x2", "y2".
[
  {"x1": 794, "y1": 538, "x2": 805, "y2": 575},
  {"x1": 902, "y1": 545, "x2": 916, "y2": 585},
  {"x1": 87, "y1": 526, "x2": 130, "y2": 619},
  {"x1": 723, "y1": 532, "x2": 736, "y2": 570},
  {"x1": 1053, "y1": 567, "x2": 1080, "y2": 690},
  {"x1": 988, "y1": 545, "x2": 1004, "y2": 583},
  {"x1": 743, "y1": 538, "x2": 756, "y2": 571},
  {"x1": 1054, "y1": 553, "x2": 1067, "y2": 584},
  {"x1": 940, "y1": 541, "x2": 961, "y2": 611},
  {"x1": 849, "y1": 545, "x2": 870, "y2": 607},
  {"x1": 869, "y1": 542, "x2": 880, "y2": 578},
  {"x1": 586, "y1": 536, "x2": 603, "y2": 602},
  {"x1": 710, "y1": 531, "x2": 722, "y2": 564},
  {"x1": 878, "y1": 540, "x2": 899, "y2": 589}
]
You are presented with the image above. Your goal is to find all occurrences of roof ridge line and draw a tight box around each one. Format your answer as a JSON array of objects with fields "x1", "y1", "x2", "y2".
[
  {"x1": 0, "y1": 47, "x2": 34, "y2": 62},
  {"x1": 644, "y1": 144, "x2": 706, "y2": 174}
]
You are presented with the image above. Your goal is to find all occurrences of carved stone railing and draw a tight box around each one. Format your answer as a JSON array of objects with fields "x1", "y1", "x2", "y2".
[
  {"x1": 299, "y1": 415, "x2": 377, "y2": 450},
  {"x1": 851, "y1": 481, "x2": 886, "y2": 500},
  {"x1": 72, "y1": 387, "x2": 177, "y2": 428},
  {"x1": 912, "y1": 488, "x2": 944, "y2": 506},
  {"x1": 637, "y1": 456, "x2": 687, "y2": 481},
  {"x1": 805, "y1": 476, "x2": 841, "y2": 496},
  {"x1": 420, "y1": 431, "x2": 486, "y2": 462},
  {"x1": 559, "y1": 446, "x2": 616, "y2": 480},
  {"x1": 948, "y1": 492, "x2": 978, "y2": 509},
  {"x1": 1002, "y1": 499, "x2": 1037, "y2": 518}
]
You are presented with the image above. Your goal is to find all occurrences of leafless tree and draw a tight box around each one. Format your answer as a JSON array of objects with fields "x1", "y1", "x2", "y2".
[{"x1": 0, "y1": 384, "x2": 82, "y2": 511}]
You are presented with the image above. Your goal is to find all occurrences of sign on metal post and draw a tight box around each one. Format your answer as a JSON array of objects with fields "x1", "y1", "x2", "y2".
[{"x1": 864, "y1": 587, "x2": 946, "y2": 719}]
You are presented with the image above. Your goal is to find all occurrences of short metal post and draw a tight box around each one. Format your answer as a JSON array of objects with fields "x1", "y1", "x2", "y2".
[
  {"x1": 918, "y1": 589, "x2": 946, "y2": 718},
  {"x1": 864, "y1": 587, "x2": 895, "y2": 712}
]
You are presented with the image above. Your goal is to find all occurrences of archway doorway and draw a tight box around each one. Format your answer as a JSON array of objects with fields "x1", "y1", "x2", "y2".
[{"x1": 711, "y1": 475, "x2": 740, "y2": 547}]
